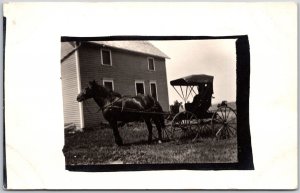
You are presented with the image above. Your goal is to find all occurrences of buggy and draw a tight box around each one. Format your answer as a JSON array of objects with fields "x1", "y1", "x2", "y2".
[{"x1": 163, "y1": 74, "x2": 237, "y2": 140}]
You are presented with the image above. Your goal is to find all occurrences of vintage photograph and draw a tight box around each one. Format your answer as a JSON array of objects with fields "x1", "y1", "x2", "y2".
[
  {"x1": 61, "y1": 37, "x2": 251, "y2": 170},
  {"x1": 4, "y1": 2, "x2": 297, "y2": 189}
]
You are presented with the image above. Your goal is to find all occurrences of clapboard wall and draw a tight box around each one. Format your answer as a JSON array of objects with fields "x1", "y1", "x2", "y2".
[
  {"x1": 61, "y1": 42, "x2": 81, "y2": 129},
  {"x1": 78, "y1": 42, "x2": 169, "y2": 128}
]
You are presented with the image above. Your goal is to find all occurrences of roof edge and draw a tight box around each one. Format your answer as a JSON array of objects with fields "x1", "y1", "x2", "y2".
[{"x1": 87, "y1": 41, "x2": 170, "y2": 59}]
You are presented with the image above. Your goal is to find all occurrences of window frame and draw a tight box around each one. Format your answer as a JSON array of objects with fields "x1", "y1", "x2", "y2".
[
  {"x1": 103, "y1": 79, "x2": 114, "y2": 91},
  {"x1": 100, "y1": 48, "x2": 112, "y2": 66},
  {"x1": 135, "y1": 80, "x2": 145, "y2": 96},
  {"x1": 147, "y1": 57, "x2": 155, "y2": 71},
  {"x1": 149, "y1": 81, "x2": 158, "y2": 100}
]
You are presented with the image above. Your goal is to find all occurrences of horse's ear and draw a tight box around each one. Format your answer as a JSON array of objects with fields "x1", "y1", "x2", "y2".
[{"x1": 89, "y1": 80, "x2": 96, "y2": 86}]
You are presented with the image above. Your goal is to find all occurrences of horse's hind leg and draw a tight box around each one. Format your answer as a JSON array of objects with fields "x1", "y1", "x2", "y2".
[
  {"x1": 145, "y1": 119, "x2": 153, "y2": 144},
  {"x1": 153, "y1": 118, "x2": 163, "y2": 143},
  {"x1": 109, "y1": 121, "x2": 123, "y2": 146}
]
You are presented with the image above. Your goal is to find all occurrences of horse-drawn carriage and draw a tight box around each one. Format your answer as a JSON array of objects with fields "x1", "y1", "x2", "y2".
[
  {"x1": 77, "y1": 74, "x2": 237, "y2": 145},
  {"x1": 163, "y1": 74, "x2": 237, "y2": 141}
]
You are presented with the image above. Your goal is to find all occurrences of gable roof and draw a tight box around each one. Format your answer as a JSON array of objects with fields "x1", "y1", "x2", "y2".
[{"x1": 89, "y1": 41, "x2": 170, "y2": 59}]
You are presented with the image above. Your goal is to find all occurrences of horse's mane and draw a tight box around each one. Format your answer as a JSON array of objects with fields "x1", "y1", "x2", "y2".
[{"x1": 89, "y1": 80, "x2": 121, "y2": 99}]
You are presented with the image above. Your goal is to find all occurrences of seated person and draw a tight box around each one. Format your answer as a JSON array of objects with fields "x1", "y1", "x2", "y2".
[{"x1": 186, "y1": 84, "x2": 212, "y2": 115}]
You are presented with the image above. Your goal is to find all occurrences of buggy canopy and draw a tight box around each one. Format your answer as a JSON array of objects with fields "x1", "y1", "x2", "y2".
[{"x1": 170, "y1": 74, "x2": 214, "y2": 86}]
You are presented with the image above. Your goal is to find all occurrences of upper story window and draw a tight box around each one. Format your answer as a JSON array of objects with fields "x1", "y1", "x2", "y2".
[
  {"x1": 101, "y1": 49, "x2": 112, "y2": 66},
  {"x1": 148, "y1": 57, "x2": 155, "y2": 71}
]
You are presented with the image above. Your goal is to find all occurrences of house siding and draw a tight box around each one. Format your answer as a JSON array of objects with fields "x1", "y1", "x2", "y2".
[
  {"x1": 78, "y1": 43, "x2": 169, "y2": 127},
  {"x1": 61, "y1": 42, "x2": 81, "y2": 129}
]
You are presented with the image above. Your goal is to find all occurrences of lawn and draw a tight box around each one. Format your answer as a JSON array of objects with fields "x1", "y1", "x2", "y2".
[{"x1": 63, "y1": 122, "x2": 238, "y2": 165}]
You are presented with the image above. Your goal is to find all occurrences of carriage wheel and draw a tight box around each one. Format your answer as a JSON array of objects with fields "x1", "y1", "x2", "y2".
[
  {"x1": 211, "y1": 106, "x2": 237, "y2": 139},
  {"x1": 171, "y1": 111, "x2": 200, "y2": 141}
]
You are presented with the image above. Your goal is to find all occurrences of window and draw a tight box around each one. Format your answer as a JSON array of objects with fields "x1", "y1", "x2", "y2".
[
  {"x1": 150, "y1": 81, "x2": 158, "y2": 100},
  {"x1": 101, "y1": 49, "x2": 112, "y2": 66},
  {"x1": 135, "y1": 81, "x2": 145, "y2": 95},
  {"x1": 148, "y1": 57, "x2": 155, "y2": 71},
  {"x1": 103, "y1": 79, "x2": 114, "y2": 91}
]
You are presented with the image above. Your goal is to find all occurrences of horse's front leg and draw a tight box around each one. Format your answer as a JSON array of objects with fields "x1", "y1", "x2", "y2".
[
  {"x1": 145, "y1": 119, "x2": 153, "y2": 144},
  {"x1": 109, "y1": 121, "x2": 123, "y2": 146}
]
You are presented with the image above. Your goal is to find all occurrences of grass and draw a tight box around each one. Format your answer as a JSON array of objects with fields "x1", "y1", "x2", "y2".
[{"x1": 63, "y1": 122, "x2": 238, "y2": 165}]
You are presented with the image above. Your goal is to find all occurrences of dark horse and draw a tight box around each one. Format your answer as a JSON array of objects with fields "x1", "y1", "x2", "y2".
[{"x1": 77, "y1": 80, "x2": 165, "y2": 146}]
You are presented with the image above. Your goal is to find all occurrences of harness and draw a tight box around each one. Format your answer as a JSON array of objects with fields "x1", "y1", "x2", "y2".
[
  {"x1": 104, "y1": 97, "x2": 165, "y2": 115},
  {"x1": 87, "y1": 95, "x2": 166, "y2": 115},
  {"x1": 102, "y1": 97, "x2": 123, "y2": 111},
  {"x1": 84, "y1": 97, "x2": 122, "y2": 114}
]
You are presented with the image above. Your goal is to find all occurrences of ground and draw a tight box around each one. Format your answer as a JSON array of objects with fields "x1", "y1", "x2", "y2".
[{"x1": 63, "y1": 122, "x2": 238, "y2": 165}]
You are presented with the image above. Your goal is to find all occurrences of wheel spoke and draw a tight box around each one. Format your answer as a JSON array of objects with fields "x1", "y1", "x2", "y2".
[
  {"x1": 227, "y1": 117, "x2": 236, "y2": 124},
  {"x1": 227, "y1": 126, "x2": 236, "y2": 136},
  {"x1": 217, "y1": 113, "x2": 223, "y2": 121},
  {"x1": 162, "y1": 128, "x2": 169, "y2": 139},
  {"x1": 216, "y1": 125, "x2": 224, "y2": 138},
  {"x1": 219, "y1": 107, "x2": 225, "y2": 120},
  {"x1": 227, "y1": 124, "x2": 236, "y2": 131},
  {"x1": 225, "y1": 126, "x2": 230, "y2": 138},
  {"x1": 227, "y1": 120, "x2": 236, "y2": 126},
  {"x1": 213, "y1": 122, "x2": 223, "y2": 130},
  {"x1": 214, "y1": 113, "x2": 223, "y2": 123},
  {"x1": 227, "y1": 110, "x2": 234, "y2": 120}
]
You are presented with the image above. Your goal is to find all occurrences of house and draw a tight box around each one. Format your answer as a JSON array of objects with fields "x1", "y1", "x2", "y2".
[{"x1": 61, "y1": 40, "x2": 170, "y2": 130}]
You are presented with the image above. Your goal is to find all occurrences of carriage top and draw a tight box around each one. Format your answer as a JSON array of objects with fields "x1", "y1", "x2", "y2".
[
  {"x1": 170, "y1": 74, "x2": 214, "y2": 104},
  {"x1": 170, "y1": 74, "x2": 214, "y2": 86}
]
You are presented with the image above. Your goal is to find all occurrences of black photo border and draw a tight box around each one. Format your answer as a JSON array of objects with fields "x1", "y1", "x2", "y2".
[{"x1": 61, "y1": 35, "x2": 254, "y2": 171}]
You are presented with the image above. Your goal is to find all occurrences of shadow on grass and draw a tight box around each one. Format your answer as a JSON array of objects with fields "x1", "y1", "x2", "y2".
[{"x1": 122, "y1": 138, "x2": 169, "y2": 147}]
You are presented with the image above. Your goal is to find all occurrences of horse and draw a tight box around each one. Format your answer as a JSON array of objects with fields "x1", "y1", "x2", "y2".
[{"x1": 76, "y1": 80, "x2": 166, "y2": 146}]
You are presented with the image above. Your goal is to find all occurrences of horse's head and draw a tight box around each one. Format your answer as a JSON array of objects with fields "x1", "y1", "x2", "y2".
[
  {"x1": 76, "y1": 80, "x2": 111, "y2": 102},
  {"x1": 76, "y1": 80, "x2": 98, "y2": 102},
  {"x1": 77, "y1": 85, "x2": 94, "y2": 102}
]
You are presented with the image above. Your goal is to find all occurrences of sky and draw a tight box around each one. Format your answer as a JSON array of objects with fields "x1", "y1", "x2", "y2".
[{"x1": 151, "y1": 39, "x2": 237, "y2": 105}]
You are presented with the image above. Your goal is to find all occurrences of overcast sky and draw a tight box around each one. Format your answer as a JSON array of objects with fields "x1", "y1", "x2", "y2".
[{"x1": 151, "y1": 40, "x2": 237, "y2": 105}]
